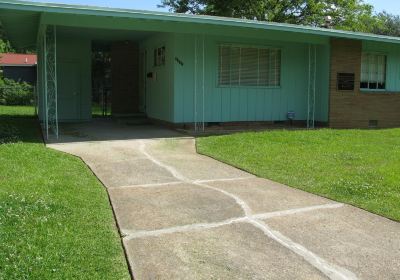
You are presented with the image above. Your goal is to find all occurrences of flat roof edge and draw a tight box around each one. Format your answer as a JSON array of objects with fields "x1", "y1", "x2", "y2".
[{"x1": 1, "y1": 0, "x2": 400, "y2": 45}]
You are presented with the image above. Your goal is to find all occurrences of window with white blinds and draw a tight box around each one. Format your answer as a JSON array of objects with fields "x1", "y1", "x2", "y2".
[
  {"x1": 219, "y1": 45, "x2": 281, "y2": 87},
  {"x1": 360, "y1": 53, "x2": 386, "y2": 90}
]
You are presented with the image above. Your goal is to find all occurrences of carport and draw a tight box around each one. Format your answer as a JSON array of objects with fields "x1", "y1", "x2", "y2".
[
  {"x1": 0, "y1": 4, "x2": 173, "y2": 139},
  {"x1": 35, "y1": 25, "x2": 161, "y2": 136},
  {"x1": 0, "y1": 1, "x2": 190, "y2": 139}
]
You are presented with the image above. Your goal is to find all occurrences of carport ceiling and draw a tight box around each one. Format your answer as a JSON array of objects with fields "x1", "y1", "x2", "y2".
[{"x1": 0, "y1": 9, "x2": 39, "y2": 49}]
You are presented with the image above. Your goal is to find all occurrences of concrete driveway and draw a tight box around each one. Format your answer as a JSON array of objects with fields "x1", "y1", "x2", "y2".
[{"x1": 48, "y1": 120, "x2": 400, "y2": 280}]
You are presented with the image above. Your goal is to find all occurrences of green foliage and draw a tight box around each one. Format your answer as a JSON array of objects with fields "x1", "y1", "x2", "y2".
[
  {"x1": 0, "y1": 105, "x2": 35, "y2": 116},
  {"x1": 161, "y1": 0, "x2": 372, "y2": 27},
  {"x1": 0, "y1": 39, "x2": 13, "y2": 53},
  {"x1": 372, "y1": 12, "x2": 400, "y2": 37},
  {"x1": 0, "y1": 78, "x2": 34, "y2": 106},
  {"x1": 197, "y1": 129, "x2": 400, "y2": 221},
  {"x1": 159, "y1": 0, "x2": 400, "y2": 36}
]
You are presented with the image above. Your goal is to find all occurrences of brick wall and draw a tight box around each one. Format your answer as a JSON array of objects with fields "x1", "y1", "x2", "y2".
[
  {"x1": 111, "y1": 41, "x2": 140, "y2": 115},
  {"x1": 329, "y1": 39, "x2": 400, "y2": 128}
]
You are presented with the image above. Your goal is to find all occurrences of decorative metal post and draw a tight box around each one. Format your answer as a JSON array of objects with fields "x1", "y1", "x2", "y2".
[
  {"x1": 307, "y1": 44, "x2": 317, "y2": 129},
  {"x1": 193, "y1": 35, "x2": 206, "y2": 133},
  {"x1": 194, "y1": 35, "x2": 198, "y2": 132},
  {"x1": 44, "y1": 25, "x2": 59, "y2": 139}
]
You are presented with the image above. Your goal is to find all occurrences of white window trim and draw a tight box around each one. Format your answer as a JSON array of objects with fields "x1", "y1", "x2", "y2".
[
  {"x1": 217, "y1": 44, "x2": 282, "y2": 88},
  {"x1": 360, "y1": 52, "x2": 387, "y2": 92}
]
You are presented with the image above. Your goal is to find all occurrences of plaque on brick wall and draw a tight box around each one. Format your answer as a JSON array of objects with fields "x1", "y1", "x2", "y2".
[{"x1": 337, "y1": 73, "x2": 355, "y2": 91}]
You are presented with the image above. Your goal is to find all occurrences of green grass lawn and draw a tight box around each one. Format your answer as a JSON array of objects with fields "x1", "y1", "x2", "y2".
[
  {"x1": 197, "y1": 129, "x2": 400, "y2": 222},
  {"x1": 0, "y1": 106, "x2": 130, "y2": 279},
  {"x1": 0, "y1": 105, "x2": 35, "y2": 116},
  {"x1": 92, "y1": 103, "x2": 111, "y2": 117}
]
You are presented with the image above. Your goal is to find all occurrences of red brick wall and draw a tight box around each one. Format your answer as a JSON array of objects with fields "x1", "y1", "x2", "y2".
[
  {"x1": 111, "y1": 41, "x2": 140, "y2": 115},
  {"x1": 329, "y1": 39, "x2": 400, "y2": 128}
]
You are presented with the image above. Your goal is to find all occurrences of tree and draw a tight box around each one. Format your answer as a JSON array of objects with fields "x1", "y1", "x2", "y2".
[
  {"x1": 0, "y1": 40, "x2": 13, "y2": 53},
  {"x1": 159, "y1": 0, "x2": 377, "y2": 32},
  {"x1": 372, "y1": 12, "x2": 400, "y2": 37}
]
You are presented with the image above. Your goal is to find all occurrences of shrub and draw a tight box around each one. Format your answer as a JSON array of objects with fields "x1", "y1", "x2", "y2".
[{"x1": 0, "y1": 78, "x2": 34, "y2": 106}]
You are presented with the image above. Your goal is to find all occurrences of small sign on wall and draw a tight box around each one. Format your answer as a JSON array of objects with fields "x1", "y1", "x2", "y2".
[
  {"x1": 154, "y1": 46, "x2": 165, "y2": 67},
  {"x1": 337, "y1": 73, "x2": 355, "y2": 91}
]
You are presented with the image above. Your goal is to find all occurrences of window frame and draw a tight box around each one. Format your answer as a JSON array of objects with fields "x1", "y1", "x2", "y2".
[
  {"x1": 360, "y1": 52, "x2": 387, "y2": 92},
  {"x1": 217, "y1": 43, "x2": 282, "y2": 89}
]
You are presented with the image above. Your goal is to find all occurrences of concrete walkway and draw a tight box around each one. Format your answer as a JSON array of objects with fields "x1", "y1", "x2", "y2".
[{"x1": 48, "y1": 121, "x2": 400, "y2": 280}]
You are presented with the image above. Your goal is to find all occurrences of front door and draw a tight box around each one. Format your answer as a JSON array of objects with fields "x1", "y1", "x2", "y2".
[{"x1": 58, "y1": 62, "x2": 80, "y2": 121}]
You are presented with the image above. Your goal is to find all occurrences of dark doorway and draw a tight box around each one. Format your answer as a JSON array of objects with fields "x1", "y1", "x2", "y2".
[
  {"x1": 92, "y1": 40, "x2": 142, "y2": 118},
  {"x1": 92, "y1": 42, "x2": 112, "y2": 118},
  {"x1": 110, "y1": 41, "x2": 141, "y2": 116}
]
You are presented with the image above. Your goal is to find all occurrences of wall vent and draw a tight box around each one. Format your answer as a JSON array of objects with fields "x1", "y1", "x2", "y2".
[
  {"x1": 369, "y1": 120, "x2": 378, "y2": 128},
  {"x1": 337, "y1": 73, "x2": 355, "y2": 91}
]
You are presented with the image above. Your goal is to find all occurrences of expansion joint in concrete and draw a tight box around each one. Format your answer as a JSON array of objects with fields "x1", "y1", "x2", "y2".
[{"x1": 136, "y1": 140, "x2": 357, "y2": 280}]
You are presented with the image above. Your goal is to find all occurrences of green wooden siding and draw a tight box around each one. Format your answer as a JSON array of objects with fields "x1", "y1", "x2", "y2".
[
  {"x1": 173, "y1": 33, "x2": 330, "y2": 123},
  {"x1": 39, "y1": 27, "x2": 331, "y2": 124},
  {"x1": 56, "y1": 33, "x2": 92, "y2": 122}
]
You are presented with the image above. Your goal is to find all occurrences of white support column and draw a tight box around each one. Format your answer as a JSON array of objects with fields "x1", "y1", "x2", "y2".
[
  {"x1": 193, "y1": 35, "x2": 206, "y2": 132},
  {"x1": 194, "y1": 35, "x2": 198, "y2": 132},
  {"x1": 193, "y1": 34, "x2": 206, "y2": 133},
  {"x1": 43, "y1": 25, "x2": 59, "y2": 139},
  {"x1": 44, "y1": 29, "x2": 49, "y2": 139},
  {"x1": 54, "y1": 26, "x2": 59, "y2": 138},
  {"x1": 202, "y1": 34, "x2": 205, "y2": 132}
]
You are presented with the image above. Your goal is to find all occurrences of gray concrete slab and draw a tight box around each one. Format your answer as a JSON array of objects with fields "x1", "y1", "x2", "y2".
[
  {"x1": 125, "y1": 222, "x2": 326, "y2": 280},
  {"x1": 156, "y1": 153, "x2": 252, "y2": 181},
  {"x1": 48, "y1": 122, "x2": 400, "y2": 280},
  {"x1": 147, "y1": 137, "x2": 197, "y2": 155},
  {"x1": 147, "y1": 138, "x2": 253, "y2": 181},
  {"x1": 265, "y1": 205, "x2": 400, "y2": 280},
  {"x1": 47, "y1": 119, "x2": 184, "y2": 144},
  {"x1": 89, "y1": 159, "x2": 177, "y2": 188},
  {"x1": 206, "y1": 177, "x2": 333, "y2": 214},
  {"x1": 48, "y1": 141, "x2": 145, "y2": 163},
  {"x1": 109, "y1": 183, "x2": 243, "y2": 231}
]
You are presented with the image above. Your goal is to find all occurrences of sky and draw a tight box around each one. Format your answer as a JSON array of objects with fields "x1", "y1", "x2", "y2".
[{"x1": 28, "y1": 0, "x2": 400, "y2": 15}]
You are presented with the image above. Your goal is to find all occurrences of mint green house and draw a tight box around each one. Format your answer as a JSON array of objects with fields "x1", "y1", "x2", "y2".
[{"x1": 1, "y1": 0, "x2": 400, "y2": 138}]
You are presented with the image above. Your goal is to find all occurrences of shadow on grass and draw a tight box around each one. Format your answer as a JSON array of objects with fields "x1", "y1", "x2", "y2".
[{"x1": 0, "y1": 115, "x2": 43, "y2": 144}]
